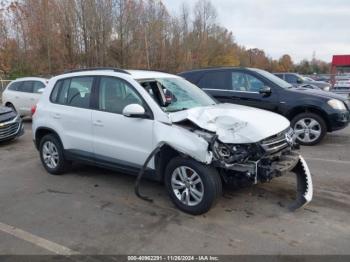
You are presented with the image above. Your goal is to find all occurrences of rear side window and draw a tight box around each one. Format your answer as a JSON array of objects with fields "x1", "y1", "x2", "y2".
[
  {"x1": 33, "y1": 81, "x2": 45, "y2": 93},
  {"x1": 50, "y1": 77, "x2": 94, "y2": 109},
  {"x1": 17, "y1": 81, "x2": 33, "y2": 93},
  {"x1": 197, "y1": 71, "x2": 230, "y2": 90},
  {"x1": 7, "y1": 82, "x2": 22, "y2": 91}
]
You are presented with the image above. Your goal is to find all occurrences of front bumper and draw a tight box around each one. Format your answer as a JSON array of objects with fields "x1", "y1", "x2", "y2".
[
  {"x1": 328, "y1": 110, "x2": 350, "y2": 131},
  {"x1": 0, "y1": 116, "x2": 24, "y2": 142},
  {"x1": 222, "y1": 150, "x2": 313, "y2": 209},
  {"x1": 223, "y1": 149, "x2": 300, "y2": 183}
]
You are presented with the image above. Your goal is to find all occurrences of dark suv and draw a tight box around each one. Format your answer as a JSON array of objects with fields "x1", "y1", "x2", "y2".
[
  {"x1": 274, "y1": 72, "x2": 331, "y2": 91},
  {"x1": 179, "y1": 67, "x2": 350, "y2": 146}
]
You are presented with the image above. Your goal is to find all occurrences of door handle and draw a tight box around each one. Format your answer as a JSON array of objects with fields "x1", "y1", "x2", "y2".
[
  {"x1": 30, "y1": 98, "x2": 35, "y2": 101},
  {"x1": 93, "y1": 120, "x2": 104, "y2": 127},
  {"x1": 15, "y1": 96, "x2": 19, "y2": 99},
  {"x1": 52, "y1": 113, "x2": 61, "y2": 119}
]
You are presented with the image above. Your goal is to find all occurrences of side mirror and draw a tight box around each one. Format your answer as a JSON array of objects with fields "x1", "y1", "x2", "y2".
[
  {"x1": 259, "y1": 86, "x2": 272, "y2": 96},
  {"x1": 37, "y1": 88, "x2": 45, "y2": 94},
  {"x1": 296, "y1": 78, "x2": 303, "y2": 84},
  {"x1": 122, "y1": 104, "x2": 148, "y2": 118}
]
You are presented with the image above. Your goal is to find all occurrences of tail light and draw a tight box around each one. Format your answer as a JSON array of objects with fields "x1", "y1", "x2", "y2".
[{"x1": 31, "y1": 105, "x2": 37, "y2": 116}]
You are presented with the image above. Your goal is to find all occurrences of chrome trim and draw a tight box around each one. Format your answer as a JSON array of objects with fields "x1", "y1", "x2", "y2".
[
  {"x1": 0, "y1": 115, "x2": 22, "y2": 139},
  {"x1": 260, "y1": 128, "x2": 291, "y2": 154}
]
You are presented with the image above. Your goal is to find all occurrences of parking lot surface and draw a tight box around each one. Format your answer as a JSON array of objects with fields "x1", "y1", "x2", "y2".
[{"x1": 0, "y1": 120, "x2": 349, "y2": 255}]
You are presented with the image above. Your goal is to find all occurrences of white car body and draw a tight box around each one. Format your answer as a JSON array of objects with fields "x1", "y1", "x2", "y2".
[
  {"x1": 32, "y1": 69, "x2": 312, "y2": 214},
  {"x1": 2, "y1": 77, "x2": 47, "y2": 117}
]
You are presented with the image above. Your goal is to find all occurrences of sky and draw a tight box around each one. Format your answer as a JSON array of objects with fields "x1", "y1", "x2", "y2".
[{"x1": 162, "y1": 0, "x2": 350, "y2": 63}]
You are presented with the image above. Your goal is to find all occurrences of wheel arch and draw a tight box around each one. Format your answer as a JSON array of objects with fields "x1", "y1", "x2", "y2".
[
  {"x1": 35, "y1": 127, "x2": 64, "y2": 150},
  {"x1": 154, "y1": 144, "x2": 182, "y2": 182},
  {"x1": 286, "y1": 106, "x2": 331, "y2": 132}
]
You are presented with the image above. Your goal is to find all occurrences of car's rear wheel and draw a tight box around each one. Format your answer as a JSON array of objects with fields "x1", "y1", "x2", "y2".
[
  {"x1": 291, "y1": 112, "x2": 326, "y2": 146},
  {"x1": 6, "y1": 103, "x2": 16, "y2": 112},
  {"x1": 39, "y1": 134, "x2": 70, "y2": 175},
  {"x1": 164, "y1": 157, "x2": 222, "y2": 215}
]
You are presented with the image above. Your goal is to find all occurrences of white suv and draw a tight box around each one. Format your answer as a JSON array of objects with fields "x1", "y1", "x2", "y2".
[
  {"x1": 32, "y1": 68, "x2": 313, "y2": 214},
  {"x1": 2, "y1": 77, "x2": 47, "y2": 117}
]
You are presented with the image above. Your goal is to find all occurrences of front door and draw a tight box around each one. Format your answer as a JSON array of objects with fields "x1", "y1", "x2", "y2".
[
  {"x1": 92, "y1": 76, "x2": 154, "y2": 171},
  {"x1": 227, "y1": 71, "x2": 278, "y2": 111}
]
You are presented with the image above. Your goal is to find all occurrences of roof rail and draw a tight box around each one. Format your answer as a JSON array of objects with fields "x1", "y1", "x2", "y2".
[{"x1": 64, "y1": 67, "x2": 131, "y2": 75}]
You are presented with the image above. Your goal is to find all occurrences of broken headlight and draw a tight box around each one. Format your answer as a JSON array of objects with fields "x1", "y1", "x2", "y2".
[{"x1": 212, "y1": 140, "x2": 263, "y2": 165}]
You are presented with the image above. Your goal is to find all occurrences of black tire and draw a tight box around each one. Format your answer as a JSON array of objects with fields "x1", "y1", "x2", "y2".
[
  {"x1": 164, "y1": 156, "x2": 222, "y2": 215},
  {"x1": 291, "y1": 112, "x2": 327, "y2": 146},
  {"x1": 39, "y1": 134, "x2": 70, "y2": 175}
]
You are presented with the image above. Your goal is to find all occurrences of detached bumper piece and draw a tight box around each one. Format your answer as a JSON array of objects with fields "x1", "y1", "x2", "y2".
[{"x1": 289, "y1": 155, "x2": 313, "y2": 210}]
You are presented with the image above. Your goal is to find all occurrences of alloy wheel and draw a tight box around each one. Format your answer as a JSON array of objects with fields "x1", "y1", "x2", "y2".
[
  {"x1": 42, "y1": 141, "x2": 59, "y2": 169},
  {"x1": 171, "y1": 166, "x2": 204, "y2": 206}
]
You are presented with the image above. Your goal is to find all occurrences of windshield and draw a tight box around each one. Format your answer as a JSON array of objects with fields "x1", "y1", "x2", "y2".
[
  {"x1": 250, "y1": 68, "x2": 293, "y2": 89},
  {"x1": 140, "y1": 77, "x2": 216, "y2": 112}
]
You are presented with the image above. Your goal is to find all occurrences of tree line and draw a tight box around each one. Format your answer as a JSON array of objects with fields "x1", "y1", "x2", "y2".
[{"x1": 0, "y1": 0, "x2": 330, "y2": 78}]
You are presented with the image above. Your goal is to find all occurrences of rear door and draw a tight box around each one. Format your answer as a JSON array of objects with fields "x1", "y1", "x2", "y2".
[
  {"x1": 49, "y1": 76, "x2": 94, "y2": 154},
  {"x1": 196, "y1": 70, "x2": 234, "y2": 103},
  {"x1": 16, "y1": 81, "x2": 35, "y2": 115}
]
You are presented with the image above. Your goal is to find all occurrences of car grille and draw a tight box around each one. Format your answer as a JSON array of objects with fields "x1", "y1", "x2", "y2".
[
  {"x1": 260, "y1": 128, "x2": 292, "y2": 154},
  {"x1": 0, "y1": 121, "x2": 20, "y2": 139}
]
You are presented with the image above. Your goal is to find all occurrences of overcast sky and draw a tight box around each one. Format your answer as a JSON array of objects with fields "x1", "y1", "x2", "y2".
[{"x1": 162, "y1": 0, "x2": 350, "y2": 63}]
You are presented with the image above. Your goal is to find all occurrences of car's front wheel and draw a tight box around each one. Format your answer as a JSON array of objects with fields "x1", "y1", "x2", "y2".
[
  {"x1": 39, "y1": 134, "x2": 70, "y2": 175},
  {"x1": 164, "y1": 157, "x2": 222, "y2": 215},
  {"x1": 291, "y1": 112, "x2": 327, "y2": 146}
]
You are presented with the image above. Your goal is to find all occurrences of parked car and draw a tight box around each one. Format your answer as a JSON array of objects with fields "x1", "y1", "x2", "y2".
[
  {"x1": 0, "y1": 105, "x2": 24, "y2": 142},
  {"x1": 179, "y1": 67, "x2": 350, "y2": 146},
  {"x1": 332, "y1": 86, "x2": 350, "y2": 100},
  {"x1": 274, "y1": 72, "x2": 331, "y2": 91},
  {"x1": 2, "y1": 77, "x2": 48, "y2": 117},
  {"x1": 32, "y1": 68, "x2": 313, "y2": 215}
]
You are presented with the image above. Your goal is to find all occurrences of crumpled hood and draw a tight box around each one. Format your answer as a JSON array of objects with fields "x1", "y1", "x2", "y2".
[{"x1": 169, "y1": 103, "x2": 290, "y2": 144}]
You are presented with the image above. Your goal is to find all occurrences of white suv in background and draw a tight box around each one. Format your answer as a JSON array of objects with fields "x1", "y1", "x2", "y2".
[
  {"x1": 32, "y1": 68, "x2": 313, "y2": 215},
  {"x1": 2, "y1": 77, "x2": 47, "y2": 117}
]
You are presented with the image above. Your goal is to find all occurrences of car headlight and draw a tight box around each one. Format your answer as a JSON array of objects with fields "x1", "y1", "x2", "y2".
[
  {"x1": 327, "y1": 99, "x2": 346, "y2": 110},
  {"x1": 323, "y1": 86, "x2": 330, "y2": 92}
]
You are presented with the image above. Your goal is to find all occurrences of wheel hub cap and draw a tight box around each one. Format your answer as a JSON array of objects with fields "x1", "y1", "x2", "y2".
[{"x1": 294, "y1": 118, "x2": 321, "y2": 143}]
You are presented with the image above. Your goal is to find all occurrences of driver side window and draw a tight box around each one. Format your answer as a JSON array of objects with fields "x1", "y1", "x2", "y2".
[
  {"x1": 231, "y1": 72, "x2": 264, "y2": 92},
  {"x1": 98, "y1": 77, "x2": 143, "y2": 114}
]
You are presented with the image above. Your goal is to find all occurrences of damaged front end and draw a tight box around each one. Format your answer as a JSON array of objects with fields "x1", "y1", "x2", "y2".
[{"x1": 207, "y1": 127, "x2": 313, "y2": 210}]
